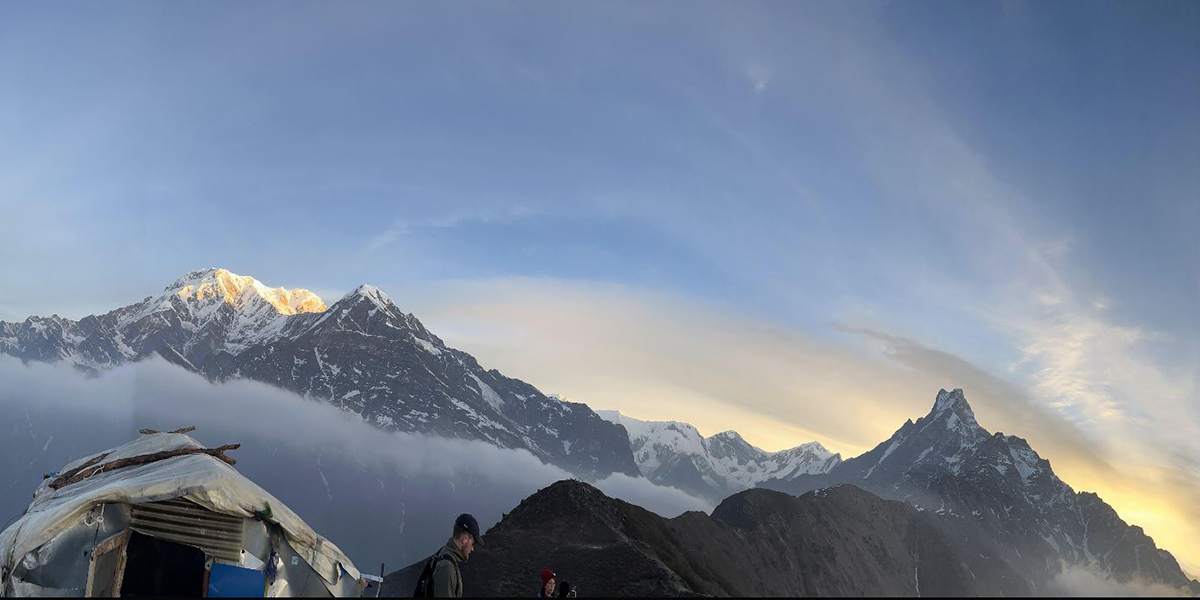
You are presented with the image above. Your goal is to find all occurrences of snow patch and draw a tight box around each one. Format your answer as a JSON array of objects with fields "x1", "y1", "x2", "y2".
[
  {"x1": 413, "y1": 336, "x2": 442, "y2": 356},
  {"x1": 1009, "y1": 445, "x2": 1041, "y2": 480},
  {"x1": 467, "y1": 372, "x2": 505, "y2": 412},
  {"x1": 865, "y1": 434, "x2": 905, "y2": 479}
]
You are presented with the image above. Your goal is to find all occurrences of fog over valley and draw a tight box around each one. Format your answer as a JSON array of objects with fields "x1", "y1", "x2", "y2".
[{"x1": 0, "y1": 356, "x2": 711, "y2": 570}]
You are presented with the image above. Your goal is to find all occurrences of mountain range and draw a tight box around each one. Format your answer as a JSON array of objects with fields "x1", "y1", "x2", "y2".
[
  {"x1": 381, "y1": 391, "x2": 1199, "y2": 596},
  {"x1": 596, "y1": 410, "x2": 841, "y2": 502},
  {"x1": 5, "y1": 268, "x2": 1197, "y2": 595},
  {"x1": 0, "y1": 268, "x2": 636, "y2": 479}
]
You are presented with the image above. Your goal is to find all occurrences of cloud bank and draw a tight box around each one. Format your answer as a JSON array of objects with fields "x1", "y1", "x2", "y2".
[
  {"x1": 0, "y1": 356, "x2": 710, "y2": 570},
  {"x1": 1047, "y1": 563, "x2": 1192, "y2": 597}
]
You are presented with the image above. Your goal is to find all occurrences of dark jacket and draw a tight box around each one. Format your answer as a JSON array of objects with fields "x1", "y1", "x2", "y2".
[{"x1": 432, "y1": 539, "x2": 466, "y2": 597}]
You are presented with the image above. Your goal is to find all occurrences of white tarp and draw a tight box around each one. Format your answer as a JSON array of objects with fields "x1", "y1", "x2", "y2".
[{"x1": 0, "y1": 433, "x2": 361, "y2": 590}]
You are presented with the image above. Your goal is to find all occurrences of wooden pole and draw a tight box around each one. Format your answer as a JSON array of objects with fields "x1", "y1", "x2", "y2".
[{"x1": 49, "y1": 444, "x2": 241, "y2": 490}]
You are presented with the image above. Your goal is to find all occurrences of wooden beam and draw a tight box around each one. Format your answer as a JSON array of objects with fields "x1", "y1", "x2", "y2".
[{"x1": 50, "y1": 445, "x2": 241, "y2": 490}]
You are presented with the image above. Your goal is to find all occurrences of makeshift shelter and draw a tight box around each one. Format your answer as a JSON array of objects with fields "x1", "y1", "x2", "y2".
[{"x1": 0, "y1": 432, "x2": 365, "y2": 597}]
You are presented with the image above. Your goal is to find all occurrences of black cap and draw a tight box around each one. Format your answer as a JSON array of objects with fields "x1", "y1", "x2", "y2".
[{"x1": 455, "y1": 513, "x2": 484, "y2": 546}]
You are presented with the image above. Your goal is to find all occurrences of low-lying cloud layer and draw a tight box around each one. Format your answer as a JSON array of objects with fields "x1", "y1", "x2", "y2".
[
  {"x1": 0, "y1": 356, "x2": 710, "y2": 570},
  {"x1": 1047, "y1": 563, "x2": 1193, "y2": 597}
]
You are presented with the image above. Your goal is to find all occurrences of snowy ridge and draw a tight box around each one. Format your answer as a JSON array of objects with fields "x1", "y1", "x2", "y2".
[
  {"x1": 596, "y1": 410, "x2": 706, "y2": 475},
  {"x1": 121, "y1": 267, "x2": 326, "y2": 334},
  {"x1": 597, "y1": 409, "x2": 841, "y2": 500},
  {"x1": 166, "y1": 267, "x2": 326, "y2": 315},
  {"x1": 0, "y1": 268, "x2": 641, "y2": 480},
  {"x1": 0, "y1": 268, "x2": 332, "y2": 370}
]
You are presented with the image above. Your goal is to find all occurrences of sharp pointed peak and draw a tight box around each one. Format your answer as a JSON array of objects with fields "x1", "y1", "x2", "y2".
[
  {"x1": 340, "y1": 284, "x2": 394, "y2": 308},
  {"x1": 933, "y1": 388, "x2": 970, "y2": 412},
  {"x1": 928, "y1": 388, "x2": 980, "y2": 428}
]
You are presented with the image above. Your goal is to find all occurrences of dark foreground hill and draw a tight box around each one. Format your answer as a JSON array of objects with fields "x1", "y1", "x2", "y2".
[{"x1": 383, "y1": 479, "x2": 1027, "y2": 597}]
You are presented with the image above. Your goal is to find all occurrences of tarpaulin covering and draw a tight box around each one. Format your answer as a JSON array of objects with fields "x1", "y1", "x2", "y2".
[{"x1": 0, "y1": 433, "x2": 361, "y2": 596}]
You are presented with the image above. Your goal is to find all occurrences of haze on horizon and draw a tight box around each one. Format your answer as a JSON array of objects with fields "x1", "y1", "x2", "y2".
[{"x1": 1, "y1": 0, "x2": 1197, "y2": 576}]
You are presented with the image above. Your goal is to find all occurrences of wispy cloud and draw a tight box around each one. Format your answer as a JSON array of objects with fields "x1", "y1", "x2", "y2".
[
  {"x1": 400, "y1": 276, "x2": 1200, "y2": 576},
  {"x1": 1014, "y1": 310, "x2": 1178, "y2": 427},
  {"x1": 745, "y1": 62, "x2": 771, "y2": 93},
  {"x1": 368, "y1": 220, "x2": 409, "y2": 250},
  {"x1": 367, "y1": 206, "x2": 540, "y2": 251},
  {"x1": 403, "y1": 277, "x2": 937, "y2": 453}
]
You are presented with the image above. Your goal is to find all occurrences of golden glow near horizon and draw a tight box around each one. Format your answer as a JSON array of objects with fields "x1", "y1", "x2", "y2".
[
  {"x1": 596, "y1": 386, "x2": 1200, "y2": 579},
  {"x1": 407, "y1": 277, "x2": 1200, "y2": 580}
]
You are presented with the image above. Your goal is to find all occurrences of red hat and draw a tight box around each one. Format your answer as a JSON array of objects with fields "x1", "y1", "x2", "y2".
[{"x1": 541, "y1": 569, "x2": 556, "y2": 585}]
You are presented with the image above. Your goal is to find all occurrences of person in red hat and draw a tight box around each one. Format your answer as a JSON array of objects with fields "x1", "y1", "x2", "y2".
[{"x1": 538, "y1": 568, "x2": 557, "y2": 598}]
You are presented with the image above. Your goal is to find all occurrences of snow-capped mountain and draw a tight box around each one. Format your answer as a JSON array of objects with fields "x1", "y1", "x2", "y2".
[
  {"x1": 761, "y1": 389, "x2": 1200, "y2": 595},
  {"x1": 596, "y1": 410, "x2": 841, "y2": 501},
  {"x1": 0, "y1": 269, "x2": 328, "y2": 370},
  {"x1": 0, "y1": 268, "x2": 639, "y2": 479}
]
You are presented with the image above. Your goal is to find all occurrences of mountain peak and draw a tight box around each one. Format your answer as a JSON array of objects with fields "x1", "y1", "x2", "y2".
[
  {"x1": 341, "y1": 284, "x2": 394, "y2": 310},
  {"x1": 166, "y1": 268, "x2": 326, "y2": 316},
  {"x1": 795, "y1": 440, "x2": 830, "y2": 454},
  {"x1": 926, "y1": 388, "x2": 981, "y2": 434},
  {"x1": 932, "y1": 388, "x2": 973, "y2": 415}
]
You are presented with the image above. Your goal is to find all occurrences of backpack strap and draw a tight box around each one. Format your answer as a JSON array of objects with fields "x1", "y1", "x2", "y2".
[
  {"x1": 415, "y1": 551, "x2": 457, "y2": 598},
  {"x1": 435, "y1": 550, "x2": 462, "y2": 596}
]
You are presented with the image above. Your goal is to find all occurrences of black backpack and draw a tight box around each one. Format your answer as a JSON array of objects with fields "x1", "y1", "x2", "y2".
[{"x1": 412, "y1": 551, "x2": 458, "y2": 597}]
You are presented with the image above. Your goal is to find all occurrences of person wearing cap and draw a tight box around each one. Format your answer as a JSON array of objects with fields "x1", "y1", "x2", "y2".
[
  {"x1": 538, "y1": 568, "x2": 557, "y2": 598},
  {"x1": 433, "y1": 513, "x2": 484, "y2": 597}
]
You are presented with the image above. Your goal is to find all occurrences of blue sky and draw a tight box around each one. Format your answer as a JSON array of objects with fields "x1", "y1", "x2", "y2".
[{"x1": 2, "y1": 0, "x2": 1198, "y2": 572}]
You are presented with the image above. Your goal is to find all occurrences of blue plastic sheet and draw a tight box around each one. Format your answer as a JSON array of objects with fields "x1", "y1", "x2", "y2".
[{"x1": 207, "y1": 563, "x2": 266, "y2": 597}]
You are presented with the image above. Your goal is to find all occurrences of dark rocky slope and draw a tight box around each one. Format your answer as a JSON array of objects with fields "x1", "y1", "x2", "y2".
[{"x1": 384, "y1": 479, "x2": 1026, "y2": 597}]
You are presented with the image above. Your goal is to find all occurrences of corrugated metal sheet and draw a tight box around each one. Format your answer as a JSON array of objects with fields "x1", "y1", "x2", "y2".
[{"x1": 129, "y1": 498, "x2": 244, "y2": 562}]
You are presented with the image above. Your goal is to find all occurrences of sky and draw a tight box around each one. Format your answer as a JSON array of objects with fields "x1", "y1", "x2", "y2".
[{"x1": 1, "y1": 0, "x2": 1198, "y2": 576}]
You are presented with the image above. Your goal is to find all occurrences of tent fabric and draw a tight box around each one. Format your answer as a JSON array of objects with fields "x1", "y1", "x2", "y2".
[{"x1": 0, "y1": 433, "x2": 360, "y2": 590}]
